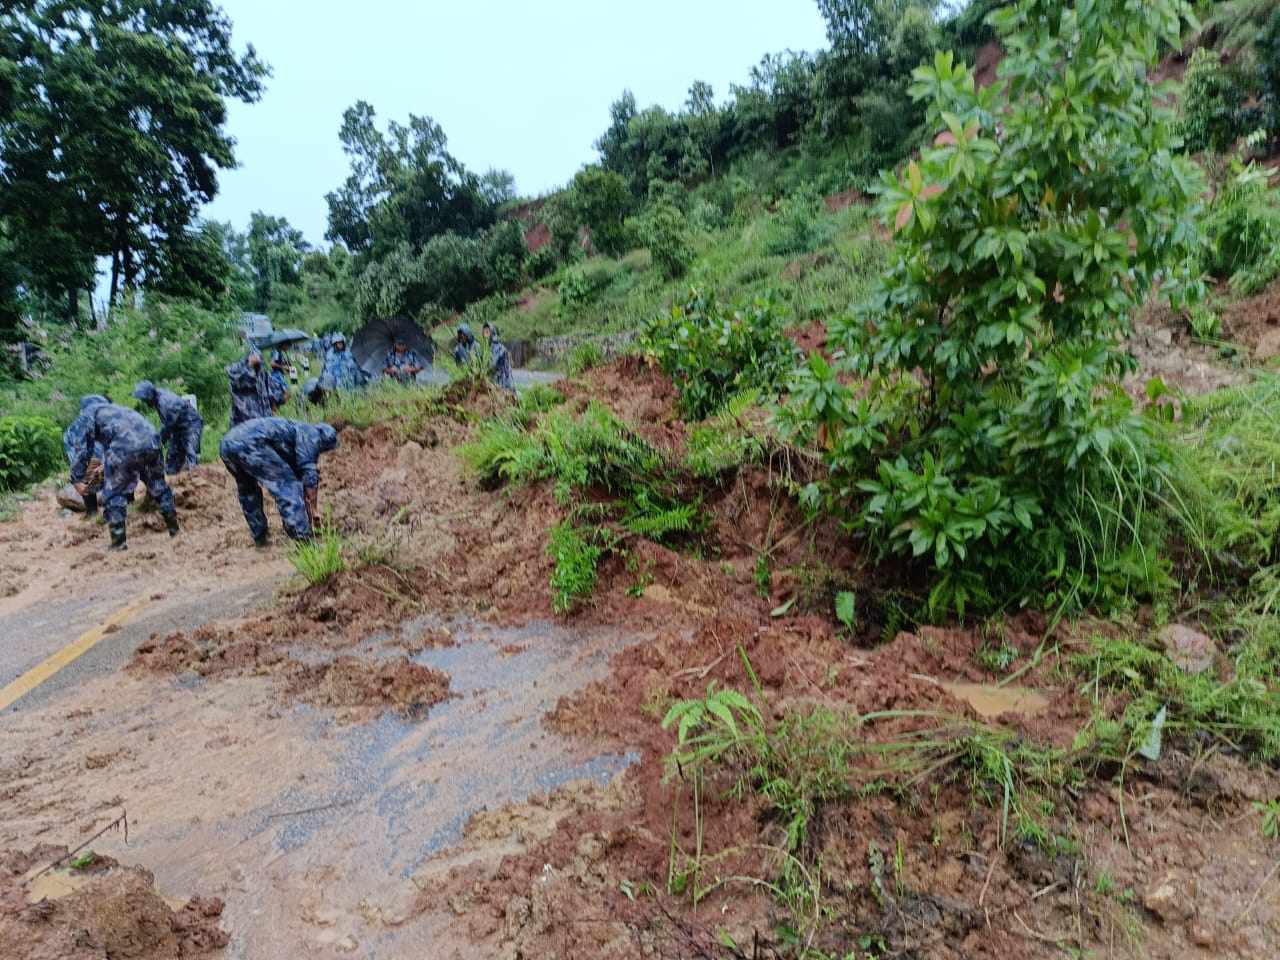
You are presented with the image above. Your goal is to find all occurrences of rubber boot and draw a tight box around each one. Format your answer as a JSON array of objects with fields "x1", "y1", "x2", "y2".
[
  {"x1": 253, "y1": 533, "x2": 270, "y2": 549},
  {"x1": 108, "y1": 522, "x2": 127, "y2": 551},
  {"x1": 165, "y1": 512, "x2": 180, "y2": 537},
  {"x1": 82, "y1": 492, "x2": 98, "y2": 520}
]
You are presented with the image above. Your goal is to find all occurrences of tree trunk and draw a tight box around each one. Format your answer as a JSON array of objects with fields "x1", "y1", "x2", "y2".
[
  {"x1": 66, "y1": 286, "x2": 79, "y2": 326},
  {"x1": 109, "y1": 247, "x2": 121, "y2": 309}
]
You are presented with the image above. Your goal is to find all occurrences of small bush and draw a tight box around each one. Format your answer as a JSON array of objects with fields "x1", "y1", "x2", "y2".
[
  {"x1": 566, "y1": 341, "x2": 606, "y2": 376},
  {"x1": 631, "y1": 203, "x2": 695, "y2": 280},
  {"x1": 526, "y1": 246, "x2": 558, "y2": 281},
  {"x1": 547, "y1": 521, "x2": 611, "y2": 614},
  {"x1": 0, "y1": 415, "x2": 63, "y2": 491},
  {"x1": 642, "y1": 289, "x2": 796, "y2": 420},
  {"x1": 1180, "y1": 48, "x2": 1250, "y2": 154},
  {"x1": 290, "y1": 524, "x2": 347, "y2": 585},
  {"x1": 1202, "y1": 160, "x2": 1280, "y2": 289},
  {"x1": 558, "y1": 263, "x2": 614, "y2": 316},
  {"x1": 763, "y1": 192, "x2": 832, "y2": 257}
]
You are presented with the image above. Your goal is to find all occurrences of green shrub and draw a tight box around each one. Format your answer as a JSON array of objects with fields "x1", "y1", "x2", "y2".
[
  {"x1": 526, "y1": 245, "x2": 558, "y2": 281},
  {"x1": 785, "y1": 0, "x2": 1206, "y2": 618},
  {"x1": 558, "y1": 263, "x2": 614, "y2": 317},
  {"x1": 571, "y1": 166, "x2": 635, "y2": 257},
  {"x1": 1, "y1": 299, "x2": 243, "y2": 429},
  {"x1": 1180, "y1": 48, "x2": 1250, "y2": 154},
  {"x1": 547, "y1": 521, "x2": 609, "y2": 614},
  {"x1": 631, "y1": 203, "x2": 694, "y2": 280},
  {"x1": 1202, "y1": 158, "x2": 1280, "y2": 292},
  {"x1": 762, "y1": 192, "x2": 832, "y2": 257},
  {"x1": 480, "y1": 220, "x2": 528, "y2": 293},
  {"x1": 1259, "y1": 7, "x2": 1280, "y2": 139},
  {"x1": 0, "y1": 416, "x2": 63, "y2": 491},
  {"x1": 566, "y1": 341, "x2": 606, "y2": 376},
  {"x1": 642, "y1": 289, "x2": 796, "y2": 420}
]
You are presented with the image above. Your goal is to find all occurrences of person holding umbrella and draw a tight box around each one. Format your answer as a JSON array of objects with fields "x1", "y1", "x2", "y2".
[{"x1": 383, "y1": 337, "x2": 426, "y2": 384}]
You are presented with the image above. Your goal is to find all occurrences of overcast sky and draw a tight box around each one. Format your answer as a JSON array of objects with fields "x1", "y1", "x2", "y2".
[{"x1": 201, "y1": 0, "x2": 829, "y2": 246}]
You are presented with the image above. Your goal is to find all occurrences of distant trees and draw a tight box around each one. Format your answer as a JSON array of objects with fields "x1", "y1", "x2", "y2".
[
  {"x1": 324, "y1": 101, "x2": 524, "y2": 325},
  {"x1": 586, "y1": 0, "x2": 991, "y2": 208},
  {"x1": 0, "y1": 1, "x2": 268, "y2": 320}
]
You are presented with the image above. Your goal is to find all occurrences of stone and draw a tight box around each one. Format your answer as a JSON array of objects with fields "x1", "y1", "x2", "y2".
[
  {"x1": 1187, "y1": 918, "x2": 1216, "y2": 949},
  {"x1": 1143, "y1": 872, "x2": 1193, "y2": 924},
  {"x1": 1160, "y1": 624, "x2": 1215, "y2": 675}
]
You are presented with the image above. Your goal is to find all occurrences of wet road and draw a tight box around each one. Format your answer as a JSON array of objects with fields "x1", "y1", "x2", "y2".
[{"x1": 0, "y1": 615, "x2": 639, "y2": 959}]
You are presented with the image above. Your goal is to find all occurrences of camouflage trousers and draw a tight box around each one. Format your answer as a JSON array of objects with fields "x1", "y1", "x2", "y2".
[
  {"x1": 103, "y1": 443, "x2": 175, "y2": 526},
  {"x1": 220, "y1": 448, "x2": 313, "y2": 543},
  {"x1": 164, "y1": 421, "x2": 204, "y2": 475}
]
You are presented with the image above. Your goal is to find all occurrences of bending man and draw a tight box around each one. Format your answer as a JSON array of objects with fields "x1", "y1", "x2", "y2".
[
  {"x1": 67, "y1": 397, "x2": 180, "y2": 551},
  {"x1": 219, "y1": 417, "x2": 339, "y2": 546},
  {"x1": 63, "y1": 394, "x2": 109, "y2": 518},
  {"x1": 132, "y1": 380, "x2": 205, "y2": 474}
]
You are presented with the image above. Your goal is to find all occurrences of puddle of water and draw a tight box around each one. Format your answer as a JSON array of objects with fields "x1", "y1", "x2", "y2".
[
  {"x1": 25, "y1": 869, "x2": 186, "y2": 911},
  {"x1": 942, "y1": 682, "x2": 1049, "y2": 719},
  {"x1": 261, "y1": 620, "x2": 639, "y2": 879},
  {"x1": 26, "y1": 870, "x2": 92, "y2": 902}
]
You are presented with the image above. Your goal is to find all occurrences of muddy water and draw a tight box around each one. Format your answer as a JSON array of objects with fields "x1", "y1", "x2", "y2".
[{"x1": 0, "y1": 619, "x2": 639, "y2": 959}]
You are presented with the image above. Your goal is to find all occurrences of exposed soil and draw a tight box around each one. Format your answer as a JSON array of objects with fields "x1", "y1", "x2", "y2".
[
  {"x1": 1222, "y1": 278, "x2": 1280, "y2": 364},
  {"x1": 1129, "y1": 298, "x2": 1252, "y2": 399},
  {"x1": 1, "y1": 847, "x2": 228, "y2": 960}
]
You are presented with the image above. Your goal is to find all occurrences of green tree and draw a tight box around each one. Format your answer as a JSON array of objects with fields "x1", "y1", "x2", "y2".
[
  {"x1": 0, "y1": 1, "x2": 268, "y2": 318},
  {"x1": 246, "y1": 212, "x2": 310, "y2": 311},
  {"x1": 324, "y1": 101, "x2": 505, "y2": 259},
  {"x1": 785, "y1": 0, "x2": 1205, "y2": 615},
  {"x1": 570, "y1": 166, "x2": 635, "y2": 257}
]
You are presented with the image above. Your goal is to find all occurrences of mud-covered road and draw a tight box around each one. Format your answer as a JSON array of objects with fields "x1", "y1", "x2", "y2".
[{"x1": 0, "y1": 417, "x2": 642, "y2": 959}]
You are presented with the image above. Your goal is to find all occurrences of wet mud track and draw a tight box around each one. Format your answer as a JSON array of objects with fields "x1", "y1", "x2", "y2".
[{"x1": 0, "y1": 616, "x2": 640, "y2": 958}]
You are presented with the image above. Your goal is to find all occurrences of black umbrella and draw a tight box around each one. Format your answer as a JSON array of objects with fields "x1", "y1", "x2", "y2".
[{"x1": 351, "y1": 317, "x2": 437, "y2": 379}]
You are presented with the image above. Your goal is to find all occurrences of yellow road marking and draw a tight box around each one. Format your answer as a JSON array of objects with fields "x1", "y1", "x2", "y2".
[{"x1": 0, "y1": 598, "x2": 151, "y2": 711}]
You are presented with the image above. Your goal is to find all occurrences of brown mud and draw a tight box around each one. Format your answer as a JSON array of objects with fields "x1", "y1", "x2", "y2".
[{"x1": 1, "y1": 847, "x2": 228, "y2": 960}]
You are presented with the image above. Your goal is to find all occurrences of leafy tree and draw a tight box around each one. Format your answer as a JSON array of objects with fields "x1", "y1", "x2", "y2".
[
  {"x1": 324, "y1": 101, "x2": 502, "y2": 258},
  {"x1": 784, "y1": 0, "x2": 1205, "y2": 616},
  {"x1": 0, "y1": 1, "x2": 268, "y2": 317},
  {"x1": 147, "y1": 222, "x2": 235, "y2": 307},
  {"x1": 246, "y1": 212, "x2": 310, "y2": 311},
  {"x1": 570, "y1": 166, "x2": 635, "y2": 257}
]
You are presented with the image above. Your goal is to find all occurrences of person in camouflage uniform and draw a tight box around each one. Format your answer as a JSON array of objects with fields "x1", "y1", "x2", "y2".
[
  {"x1": 67, "y1": 399, "x2": 179, "y2": 550},
  {"x1": 452, "y1": 324, "x2": 476, "y2": 366},
  {"x1": 132, "y1": 380, "x2": 205, "y2": 474},
  {"x1": 63, "y1": 394, "x2": 110, "y2": 517},
  {"x1": 382, "y1": 339, "x2": 426, "y2": 384},
  {"x1": 321, "y1": 334, "x2": 364, "y2": 391},
  {"x1": 482, "y1": 322, "x2": 515, "y2": 392},
  {"x1": 227, "y1": 348, "x2": 285, "y2": 427},
  {"x1": 219, "y1": 417, "x2": 339, "y2": 546}
]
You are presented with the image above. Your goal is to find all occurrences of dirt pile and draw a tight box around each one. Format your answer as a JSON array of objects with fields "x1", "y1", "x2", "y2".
[
  {"x1": 0, "y1": 848, "x2": 227, "y2": 960},
  {"x1": 287, "y1": 655, "x2": 452, "y2": 717}
]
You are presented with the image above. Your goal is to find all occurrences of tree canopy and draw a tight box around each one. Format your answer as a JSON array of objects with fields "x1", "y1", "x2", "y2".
[{"x1": 0, "y1": 0, "x2": 268, "y2": 320}]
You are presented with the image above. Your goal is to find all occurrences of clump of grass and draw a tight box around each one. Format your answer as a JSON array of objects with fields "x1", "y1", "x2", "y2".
[
  {"x1": 290, "y1": 523, "x2": 347, "y2": 585},
  {"x1": 547, "y1": 519, "x2": 621, "y2": 614},
  {"x1": 461, "y1": 401, "x2": 712, "y2": 613},
  {"x1": 566, "y1": 340, "x2": 606, "y2": 376}
]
